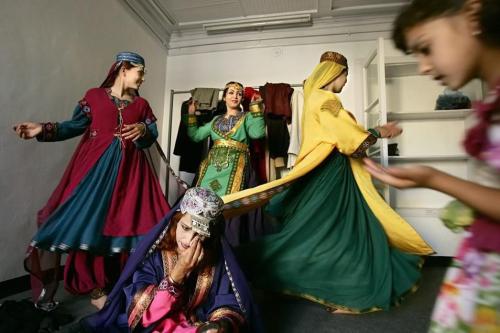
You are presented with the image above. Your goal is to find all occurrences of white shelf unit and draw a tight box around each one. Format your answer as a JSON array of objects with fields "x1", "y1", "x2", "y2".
[
  {"x1": 387, "y1": 109, "x2": 472, "y2": 121},
  {"x1": 361, "y1": 38, "x2": 483, "y2": 256}
]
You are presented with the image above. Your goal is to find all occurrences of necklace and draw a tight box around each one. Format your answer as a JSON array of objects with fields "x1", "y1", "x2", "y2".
[{"x1": 215, "y1": 112, "x2": 243, "y2": 133}]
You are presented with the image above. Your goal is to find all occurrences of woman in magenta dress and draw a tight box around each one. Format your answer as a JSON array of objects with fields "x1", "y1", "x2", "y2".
[{"x1": 13, "y1": 52, "x2": 170, "y2": 310}]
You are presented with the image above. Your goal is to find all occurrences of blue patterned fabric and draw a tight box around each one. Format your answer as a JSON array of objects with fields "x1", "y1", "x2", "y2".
[{"x1": 116, "y1": 52, "x2": 145, "y2": 66}]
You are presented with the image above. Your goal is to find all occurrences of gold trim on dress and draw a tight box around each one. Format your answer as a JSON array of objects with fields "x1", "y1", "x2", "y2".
[
  {"x1": 229, "y1": 153, "x2": 247, "y2": 194},
  {"x1": 212, "y1": 114, "x2": 246, "y2": 139},
  {"x1": 209, "y1": 307, "x2": 245, "y2": 333},
  {"x1": 187, "y1": 114, "x2": 197, "y2": 126},
  {"x1": 128, "y1": 284, "x2": 157, "y2": 329},
  {"x1": 213, "y1": 139, "x2": 249, "y2": 152},
  {"x1": 207, "y1": 139, "x2": 249, "y2": 174},
  {"x1": 187, "y1": 265, "x2": 215, "y2": 316},
  {"x1": 196, "y1": 158, "x2": 209, "y2": 187}
]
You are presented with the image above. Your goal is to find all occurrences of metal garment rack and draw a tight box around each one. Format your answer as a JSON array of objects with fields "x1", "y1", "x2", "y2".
[{"x1": 164, "y1": 83, "x2": 304, "y2": 192}]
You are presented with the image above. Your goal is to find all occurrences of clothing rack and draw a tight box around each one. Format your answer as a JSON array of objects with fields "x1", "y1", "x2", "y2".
[{"x1": 164, "y1": 83, "x2": 303, "y2": 193}]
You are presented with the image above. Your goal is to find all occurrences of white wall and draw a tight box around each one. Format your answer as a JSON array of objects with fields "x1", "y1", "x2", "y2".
[{"x1": 0, "y1": 0, "x2": 167, "y2": 282}]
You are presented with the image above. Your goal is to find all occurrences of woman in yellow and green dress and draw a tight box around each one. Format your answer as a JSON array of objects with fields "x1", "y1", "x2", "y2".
[
  {"x1": 186, "y1": 81, "x2": 265, "y2": 197},
  {"x1": 222, "y1": 51, "x2": 434, "y2": 313}
]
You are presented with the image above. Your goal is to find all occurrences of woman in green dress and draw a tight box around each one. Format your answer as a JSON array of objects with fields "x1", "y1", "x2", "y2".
[
  {"x1": 186, "y1": 81, "x2": 265, "y2": 197},
  {"x1": 223, "y1": 52, "x2": 434, "y2": 313}
]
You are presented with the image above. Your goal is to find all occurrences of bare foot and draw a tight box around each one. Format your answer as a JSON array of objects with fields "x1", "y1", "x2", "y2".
[
  {"x1": 90, "y1": 295, "x2": 107, "y2": 310},
  {"x1": 326, "y1": 307, "x2": 356, "y2": 314}
]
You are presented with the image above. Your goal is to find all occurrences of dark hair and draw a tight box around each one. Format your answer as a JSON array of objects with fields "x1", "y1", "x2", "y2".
[
  {"x1": 222, "y1": 81, "x2": 243, "y2": 98},
  {"x1": 393, "y1": 0, "x2": 500, "y2": 53},
  {"x1": 160, "y1": 212, "x2": 183, "y2": 251},
  {"x1": 99, "y1": 61, "x2": 141, "y2": 96}
]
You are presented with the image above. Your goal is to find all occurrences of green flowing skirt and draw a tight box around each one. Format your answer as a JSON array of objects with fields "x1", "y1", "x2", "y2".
[{"x1": 238, "y1": 151, "x2": 422, "y2": 313}]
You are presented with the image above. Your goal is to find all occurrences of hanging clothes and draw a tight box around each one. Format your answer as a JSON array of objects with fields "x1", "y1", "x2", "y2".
[
  {"x1": 190, "y1": 88, "x2": 220, "y2": 111},
  {"x1": 173, "y1": 100, "x2": 206, "y2": 174},
  {"x1": 243, "y1": 87, "x2": 267, "y2": 184},
  {"x1": 259, "y1": 83, "x2": 294, "y2": 121},
  {"x1": 260, "y1": 83, "x2": 293, "y2": 169},
  {"x1": 287, "y1": 89, "x2": 304, "y2": 168}
]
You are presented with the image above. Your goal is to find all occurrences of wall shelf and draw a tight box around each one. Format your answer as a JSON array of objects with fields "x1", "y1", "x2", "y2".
[
  {"x1": 385, "y1": 56, "x2": 417, "y2": 65},
  {"x1": 389, "y1": 155, "x2": 468, "y2": 163},
  {"x1": 384, "y1": 56, "x2": 419, "y2": 77},
  {"x1": 387, "y1": 109, "x2": 472, "y2": 121},
  {"x1": 367, "y1": 147, "x2": 381, "y2": 156},
  {"x1": 396, "y1": 207, "x2": 442, "y2": 218},
  {"x1": 361, "y1": 38, "x2": 480, "y2": 256}
]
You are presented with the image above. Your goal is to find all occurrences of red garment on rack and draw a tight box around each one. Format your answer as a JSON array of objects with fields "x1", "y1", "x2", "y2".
[{"x1": 259, "y1": 83, "x2": 293, "y2": 122}]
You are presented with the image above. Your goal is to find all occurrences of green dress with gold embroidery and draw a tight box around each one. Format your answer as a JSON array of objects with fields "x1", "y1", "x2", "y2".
[{"x1": 186, "y1": 110, "x2": 265, "y2": 196}]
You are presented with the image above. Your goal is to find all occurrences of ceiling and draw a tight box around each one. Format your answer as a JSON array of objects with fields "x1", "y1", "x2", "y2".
[{"x1": 121, "y1": 0, "x2": 409, "y2": 50}]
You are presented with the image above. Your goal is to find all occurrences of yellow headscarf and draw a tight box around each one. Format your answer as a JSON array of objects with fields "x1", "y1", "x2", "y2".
[{"x1": 304, "y1": 61, "x2": 345, "y2": 96}]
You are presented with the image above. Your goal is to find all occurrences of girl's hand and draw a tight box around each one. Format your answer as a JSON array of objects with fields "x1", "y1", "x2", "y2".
[
  {"x1": 13, "y1": 122, "x2": 43, "y2": 140},
  {"x1": 188, "y1": 99, "x2": 197, "y2": 115},
  {"x1": 363, "y1": 158, "x2": 436, "y2": 188},
  {"x1": 376, "y1": 121, "x2": 402, "y2": 139},
  {"x1": 121, "y1": 123, "x2": 146, "y2": 141},
  {"x1": 170, "y1": 236, "x2": 204, "y2": 283}
]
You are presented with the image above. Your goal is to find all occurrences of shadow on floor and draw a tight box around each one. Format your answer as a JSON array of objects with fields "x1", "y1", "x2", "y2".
[{"x1": 0, "y1": 266, "x2": 445, "y2": 333}]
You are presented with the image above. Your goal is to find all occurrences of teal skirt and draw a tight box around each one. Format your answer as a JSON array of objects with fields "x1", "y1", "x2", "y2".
[
  {"x1": 32, "y1": 140, "x2": 141, "y2": 254},
  {"x1": 238, "y1": 151, "x2": 422, "y2": 312}
]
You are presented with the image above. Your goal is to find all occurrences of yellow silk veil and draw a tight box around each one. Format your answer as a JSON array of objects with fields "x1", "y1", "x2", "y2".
[{"x1": 222, "y1": 60, "x2": 433, "y2": 255}]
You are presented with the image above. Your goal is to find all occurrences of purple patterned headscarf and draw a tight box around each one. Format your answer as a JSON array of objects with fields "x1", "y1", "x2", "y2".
[{"x1": 180, "y1": 187, "x2": 224, "y2": 237}]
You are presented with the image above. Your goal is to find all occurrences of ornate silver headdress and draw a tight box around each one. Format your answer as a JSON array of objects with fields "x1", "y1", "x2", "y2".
[{"x1": 180, "y1": 187, "x2": 224, "y2": 237}]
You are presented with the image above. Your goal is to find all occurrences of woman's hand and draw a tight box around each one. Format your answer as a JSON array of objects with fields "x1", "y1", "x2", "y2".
[
  {"x1": 170, "y1": 236, "x2": 204, "y2": 283},
  {"x1": 250, "y1": 93, "x2": 262, "y2": 103},
  {"x1": 375, "y1": 121, "x2": 402, "y2": 139},
  {"x1": 363, "y1": 158, "x2": 436, "y2": 188},
  {"x1": 121, "y1": 123, "x2": 146, "y2": 141},
  {"x1": 249, "y1": 93, "x2": 265, "y2": 113},
  {"x1": 188, "y1": 99, "x2": 197, "y2": 115},
  {"x1": 13, "y1": 122, "x2": 43, "y2": 140}
]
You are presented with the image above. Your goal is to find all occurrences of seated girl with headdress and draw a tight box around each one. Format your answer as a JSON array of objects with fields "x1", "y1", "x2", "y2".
[{"x1": 81, "y1": 187, "x2": 262, "y2": 333}]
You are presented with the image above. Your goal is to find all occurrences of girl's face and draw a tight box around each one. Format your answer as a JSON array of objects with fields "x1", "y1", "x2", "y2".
[
  {"x1": 122, "y1": 66, "x2": 146, "y2": 91},
  {"x1": 175, "y1": 214, "x2": 206, "y2": 253},
  {"x1": 405, "y1": 16, "x2": 480, "y2": 90},
  {"x1": 224, "y1": 87, "x2": 243, "y2": 110}
]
